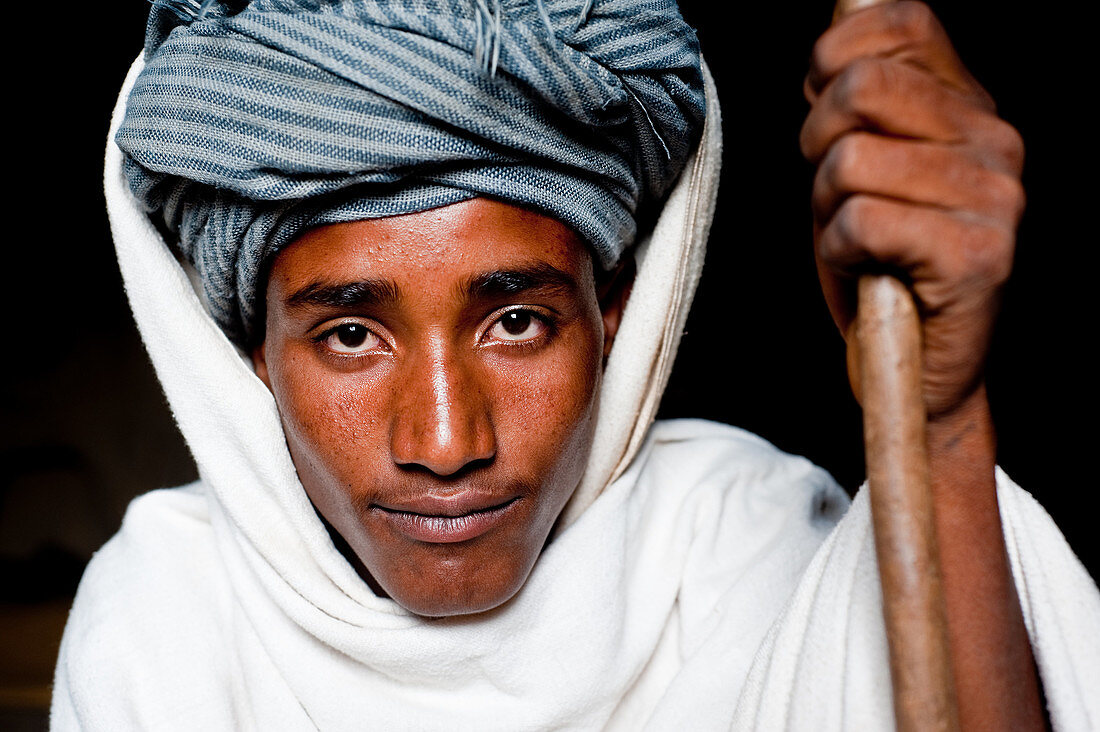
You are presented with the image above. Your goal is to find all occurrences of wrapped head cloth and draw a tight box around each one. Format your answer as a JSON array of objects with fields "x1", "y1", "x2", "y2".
[{"x1": 118, "y1": 0, "x2": 706, "y2": 344}]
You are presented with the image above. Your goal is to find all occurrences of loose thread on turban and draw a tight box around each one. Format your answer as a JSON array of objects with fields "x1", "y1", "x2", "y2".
[
  {"x1": 535, "y1": 0, "x2": 557, "y2": 39},
  {"x1": 575, "y1": 0, "x2": 594, "y2": 29},
  {"x1": 625, "y1": 85, "x2": 673, "y2": 161},
  {"x1": 473, "y1": 0, "x2": 504, "y2": 76},
  {"x1": 148, "y1": 0, "x2": 218, "y2": 22}
]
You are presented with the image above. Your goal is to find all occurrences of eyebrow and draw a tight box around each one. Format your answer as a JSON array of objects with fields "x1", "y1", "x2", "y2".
[
  {"x1": 462, "y1": 263, "x2": 578, "y2": 301},
  {"x1": 285, "y1": 263, "x2": 579, "y2": 311},
  {"x1": 286, "y1": 278, "x2": 400, "y2": 309}
]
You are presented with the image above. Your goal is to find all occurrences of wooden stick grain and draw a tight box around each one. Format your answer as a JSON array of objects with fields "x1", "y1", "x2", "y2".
[
  {"x1": 831, "y1": 1, "x2": 961, "y2": 730},
  {"x1": 857, "y1": 275, "x2": 959, "y2": 732}
]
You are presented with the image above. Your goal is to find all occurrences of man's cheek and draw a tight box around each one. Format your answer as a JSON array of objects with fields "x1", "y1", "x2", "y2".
[
  {"x1": 489, "y1": 350, "x2": 599, "y2": 464},
  {"x1": 501, "y1": 356, "x2": 590, "y2": 408},
  {"x1": 279, "y1": 372, "x2": 391, "y2": 485}
]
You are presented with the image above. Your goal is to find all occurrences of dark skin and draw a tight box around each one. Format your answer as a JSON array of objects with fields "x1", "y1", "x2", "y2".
[
  {"x1": 254, "y1": 1, "x2": 1041, "y2": 724},
  {"x1": 253, "y1": 198, "x2": 630, "y2": 617},
  {"x1": 804, "y1": 2, "x2": 1042, "y2": 729}
]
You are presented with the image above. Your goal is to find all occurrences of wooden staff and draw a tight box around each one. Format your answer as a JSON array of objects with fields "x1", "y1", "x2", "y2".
[{"x1": 831, "y1": 1, "x2": 960, "y2": 730}]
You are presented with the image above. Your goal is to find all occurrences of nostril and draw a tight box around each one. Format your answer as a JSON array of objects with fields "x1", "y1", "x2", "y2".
[
  {"x1": 394, "y1": 454, "x2": 495, "y2": 480},
  {"x1": 389, "y1": 408, "x2": 497, "y2": 477}
]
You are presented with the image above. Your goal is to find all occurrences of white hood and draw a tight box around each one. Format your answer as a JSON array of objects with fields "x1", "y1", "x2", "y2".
[{"x1": 104, "y1": 51, "x2": 722, "y2": 616}]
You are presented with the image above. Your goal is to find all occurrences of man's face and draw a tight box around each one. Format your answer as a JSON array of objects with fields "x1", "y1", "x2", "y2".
[{"x1": 254, "y1": 198, "x2": 626, "y2": 616}]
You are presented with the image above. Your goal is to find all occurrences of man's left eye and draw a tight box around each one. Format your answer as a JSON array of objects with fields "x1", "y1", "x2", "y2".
[{"x1": 488, "y1": 310, "x2": 547, "y2": 342}]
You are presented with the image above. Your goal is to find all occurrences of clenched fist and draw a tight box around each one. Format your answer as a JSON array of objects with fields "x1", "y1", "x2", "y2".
[{"x1": 802, "y1": 0, "x2": 1024, "y2": 420}]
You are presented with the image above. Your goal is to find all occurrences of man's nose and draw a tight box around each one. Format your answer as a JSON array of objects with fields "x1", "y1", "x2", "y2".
[{"x1": 389, "y1": 345, "x2": 496, "y2": 477}]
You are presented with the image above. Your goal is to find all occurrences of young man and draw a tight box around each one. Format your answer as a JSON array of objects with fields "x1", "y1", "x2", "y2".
[{"x1": 53, "y1": 0, "x2": 1099, "y2": 728}]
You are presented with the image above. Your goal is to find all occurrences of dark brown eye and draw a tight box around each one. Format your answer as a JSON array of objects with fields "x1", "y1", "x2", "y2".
[
  {"x1": 488, "y1": 310, "x2": 547, "y2": 343},
  {"x1": 337, "y1": 324, "x2": 368, "y2": 347},
  {"x1": 321, "y1": 323, "x2": 381, "y2": 354},
  {"x1": 501, "y1": 311, "x2": 531, "y2": 335}
]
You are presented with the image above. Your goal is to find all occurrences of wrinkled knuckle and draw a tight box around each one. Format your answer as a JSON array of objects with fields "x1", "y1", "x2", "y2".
[
  {"x1": 885, "y1": 1, "x2": 937, "y2": 42},
  {"x1": 809, "y1": 34, "x2": 834, "y2": 81},
  {"x1": 825, "y1": 135, "x2": 860, "y2": 192},
  {"x1": 988, "y1": 171, "x2": 1027, "y2": 223},
  {"x1": 993, "y1": 120, "x2": 1026, "y2": 170},
  {"x1": 838, "y1": 58, "x2": 891, "y2": 114},
  {"x1": 816, "y1": 224, "x2": 841, "y2": 264},
  {"x1": 834, "y1": 195, "x2": 873, "y2": 251},
  {"x1": 961, "y1": 225, "x2": 1014, "y2": 284}
]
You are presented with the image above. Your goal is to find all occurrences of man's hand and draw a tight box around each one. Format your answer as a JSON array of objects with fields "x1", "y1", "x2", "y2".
[
  {"x1": 802, "y1": 4, "x2": 1046, "y2": 730},
  {"x1": 802, "y1": 0, "x2": 1024, "y2": 420}
]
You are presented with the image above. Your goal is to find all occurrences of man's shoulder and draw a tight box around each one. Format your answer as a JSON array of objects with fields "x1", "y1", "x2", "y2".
[
  {"x1": 622, "y1": 420, "x2": 851, "y2": 668},
  {"x1": 87, "y1": 481, "x2": 215, "y2": 584},
  {"x1": 58, "y1": 482, "x2": 226, "y2": 668},
  {"x1": 640, "y1": 418, "x2": 849, "y2": 521},
  {"x1": 71, "y1": 480, "x2": 220, "y2": 622},
  {"x1": 53, "y1": 481, "x2": 234, "y2": 725},
  {"x1": 645, "y1": 418, "x2": 811, "y2": 461},
  {"x1": 625, "y1": 418, "x2": 850, "y2": 568}
]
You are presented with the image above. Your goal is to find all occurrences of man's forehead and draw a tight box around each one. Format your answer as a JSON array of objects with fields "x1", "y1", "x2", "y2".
[
  {"x1": 283, "y1": 263, "x2": 582, "y2": 313},
  {"x1": 267, "y1": 199, "x2": 596, "y2": 301}
]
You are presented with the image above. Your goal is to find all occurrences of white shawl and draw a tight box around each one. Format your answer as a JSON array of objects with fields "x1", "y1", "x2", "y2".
[{"x1": 51, "y1": 54, "x2": 1100, "y2": 731}]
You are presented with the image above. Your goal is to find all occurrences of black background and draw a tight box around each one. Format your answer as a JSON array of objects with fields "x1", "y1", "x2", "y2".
[{"x1": 3, "y1": 0, "x2": 1095, "y2": 585}]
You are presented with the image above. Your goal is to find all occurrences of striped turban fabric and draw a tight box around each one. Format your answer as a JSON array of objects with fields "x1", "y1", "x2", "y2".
[{"x1": 118, "y1": 0, "x2": 706, "y2": 344}]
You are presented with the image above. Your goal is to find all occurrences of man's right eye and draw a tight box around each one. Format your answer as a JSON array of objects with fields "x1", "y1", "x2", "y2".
[{"x1": 316, "y1": 322, "x2": 383, "y2": 354}]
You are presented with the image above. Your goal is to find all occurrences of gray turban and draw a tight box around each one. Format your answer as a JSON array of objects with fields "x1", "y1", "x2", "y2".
[{"x1": 118, "y1": 0, "x2": 706, "y2": 344}]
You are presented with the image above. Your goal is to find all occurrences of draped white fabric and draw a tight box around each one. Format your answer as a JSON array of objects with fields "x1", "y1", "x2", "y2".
[
  {"x1": 51, "y1": 52, "x2": 1100, "y2": 732},
  {"x1": 731, "y1": 471, "x2": 1100, "y2": 731},
  {"x1": 51, "y1": 420, "x2": 850, "y2": 730}
]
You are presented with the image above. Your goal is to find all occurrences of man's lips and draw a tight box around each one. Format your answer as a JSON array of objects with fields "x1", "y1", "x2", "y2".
[{"x1": 370, "y1": 492, "x2": 521, "y2": 544}]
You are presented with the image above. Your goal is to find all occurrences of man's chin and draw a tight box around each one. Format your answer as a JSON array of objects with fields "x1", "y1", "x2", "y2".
[{"x1": 383, "y1": 569, "x2": 530, "y2": 618}]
